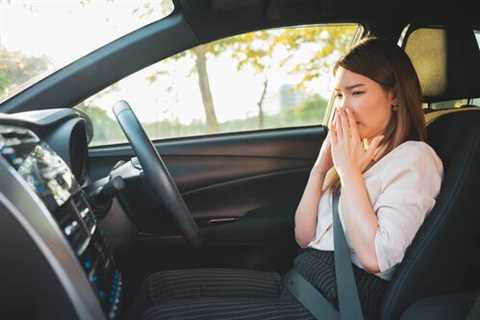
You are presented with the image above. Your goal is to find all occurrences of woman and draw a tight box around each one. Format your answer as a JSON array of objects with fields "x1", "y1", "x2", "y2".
[{"x1": 127, "y1": 38, "x2": 443, "y2": 320}]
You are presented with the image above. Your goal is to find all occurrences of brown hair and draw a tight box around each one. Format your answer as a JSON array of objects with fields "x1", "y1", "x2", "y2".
[{"x1": 323, "y1": 37, "x2": 425, "y2": 192}]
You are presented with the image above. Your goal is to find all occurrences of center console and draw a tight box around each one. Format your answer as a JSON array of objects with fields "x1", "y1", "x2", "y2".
[{"x1": 0, "y1": 124, "x2": 122, "y2": 319}]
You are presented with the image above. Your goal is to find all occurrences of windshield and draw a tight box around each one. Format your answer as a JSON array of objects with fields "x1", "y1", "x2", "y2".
[{"x1": 0, "y1": 0, "x2": 174, "y2": 103}]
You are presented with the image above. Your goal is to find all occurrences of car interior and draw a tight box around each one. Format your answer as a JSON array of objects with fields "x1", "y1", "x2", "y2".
[{"x1": 0, "y1": 0, "x2": 480, "y2": 319}]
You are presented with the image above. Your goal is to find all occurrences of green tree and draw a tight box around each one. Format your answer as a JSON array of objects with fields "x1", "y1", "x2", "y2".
[
  {"x1": 148, "y1": 43, "x2": 223, "y2": 133},
  {"x1": 0, "y1": 48, "x2": 50, "y2": 97},
  {"x1": 92, "y1": 0, "x2": 357, "y2": 136},
  {"x1": 150, "y1": 25, "x2": 356, "y2": 132},
  {"x1": 77, "y1": 102, "x2": 124, "y2": 145},
  {"x1": 289, "y1": 94, "x2": 328, "y2": 123},
  {"x1": 215, "y1": 25, "x2": 357, "y2": 128},
  {"x1": 285, "y1": 26, "x2": 357, "y2": 88},
  {"x1": 191, "y1": 45, "x2": 220, "y2": 132}
]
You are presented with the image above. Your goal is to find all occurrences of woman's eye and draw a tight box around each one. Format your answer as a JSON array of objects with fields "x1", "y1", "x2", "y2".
[
  {"x1": 352, "y1": 91, "x2": 364, "y2": 96},
  {"x1": 335, "y1": 93, "x2": 343, "y2": 98}
]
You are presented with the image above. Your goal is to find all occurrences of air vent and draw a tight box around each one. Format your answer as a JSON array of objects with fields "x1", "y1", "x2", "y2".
[
  {"x1": 72, "y1": 191, "x2": 96, "y2": 235},
  {"x1": 0, "y1": 125, "x2": 39, "y2": 146},
  {"x1": 55, "y1": 201, "x2": 90, "y2": 256}
]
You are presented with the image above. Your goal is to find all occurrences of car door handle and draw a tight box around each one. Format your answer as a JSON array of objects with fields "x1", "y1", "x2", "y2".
[{"x1": 207, "y1": 217, "x2": 239, "y2": 224}]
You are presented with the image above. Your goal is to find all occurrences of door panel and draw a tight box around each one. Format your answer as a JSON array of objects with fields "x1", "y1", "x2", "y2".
[
  {"x1": 89, "y1": 125, "x2": 328, "y2": 282},
  {"x1": 88, "y1": 126, "x2": 326, "y2": 182}
]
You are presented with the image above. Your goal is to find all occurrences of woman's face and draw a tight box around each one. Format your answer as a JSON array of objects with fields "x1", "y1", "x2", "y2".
[{"x1": 332, "y1": 66, "x2": 396, "y2": 141}]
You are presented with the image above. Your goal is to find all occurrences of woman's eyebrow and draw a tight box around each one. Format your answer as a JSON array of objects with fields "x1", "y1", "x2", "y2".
[{"x1": 335, "y1": 83, "x2": 366, "y2": 91}]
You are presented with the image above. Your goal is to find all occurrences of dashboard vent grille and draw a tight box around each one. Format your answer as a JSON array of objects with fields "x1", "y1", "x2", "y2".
[
  {"x1": 55, "y1": 201, "x2": 90, "y2": 256},
  {"x1": 72, "y1": 191, "x2": 96, "y2": 235}
]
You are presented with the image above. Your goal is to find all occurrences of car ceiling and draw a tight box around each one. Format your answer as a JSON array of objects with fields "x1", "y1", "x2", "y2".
[{"x1": 0, "y1": 0, "x2": 478, "y2": 114}]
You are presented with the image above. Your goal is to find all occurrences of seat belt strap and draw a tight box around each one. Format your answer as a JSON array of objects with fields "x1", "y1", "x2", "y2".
[
  {"x1": 285, "y1": 189, "x2": 365, "y2": 320},
  {"x1": 284, "y1": 270, "x2": 339, "y2": 320},
  {"x1": 332, "y1": 189, "x2": 365, "y2": 320}
]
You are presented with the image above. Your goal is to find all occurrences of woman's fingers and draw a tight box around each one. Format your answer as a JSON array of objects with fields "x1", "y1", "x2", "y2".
[
  {"x1": 340, "y1": 109, "x2": 350, "y2": 142},
  {"x1": 345, "y1": 108, "x2": 361, "y2": 143},
  {"x1": 365, "y1": 135, "x2": 384, "y2": 161},
  {"x1": 330, "y1": 118, "x2": 338, "y2": 145},
  {"x1": 335, "y1": 109, "x2": 343, "y2": 141}
]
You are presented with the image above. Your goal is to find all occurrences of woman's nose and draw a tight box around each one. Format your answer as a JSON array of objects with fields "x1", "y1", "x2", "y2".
[{"x1": 338, "y1": 97, "x2": 349, "y2": 109}]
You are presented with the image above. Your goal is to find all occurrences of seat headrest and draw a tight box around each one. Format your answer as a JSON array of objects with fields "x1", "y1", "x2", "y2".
[{"x1": 402, "y1": 19, "x2": 480, "y2": 103}]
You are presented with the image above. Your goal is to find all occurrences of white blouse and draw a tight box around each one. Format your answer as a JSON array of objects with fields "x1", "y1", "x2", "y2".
[{"x1": 307, "y1": 140, "x2": 444, "y2": 280}]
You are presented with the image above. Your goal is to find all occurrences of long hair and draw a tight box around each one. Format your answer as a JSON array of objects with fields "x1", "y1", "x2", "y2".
[{"x1": 323, "y1": 37, "x2": 425, "y2": 192}]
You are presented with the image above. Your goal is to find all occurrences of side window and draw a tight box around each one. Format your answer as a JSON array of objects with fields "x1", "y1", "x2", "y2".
[{"x1": 76, "y1": 24, "x2": 360, "y2": 146}]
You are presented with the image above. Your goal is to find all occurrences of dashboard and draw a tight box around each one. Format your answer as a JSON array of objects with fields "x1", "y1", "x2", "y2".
[{"x1": 0, "y1": 109, "x2": 118, "y2": 320}]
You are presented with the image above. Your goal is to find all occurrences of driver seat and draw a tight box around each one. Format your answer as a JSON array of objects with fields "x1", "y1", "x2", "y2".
[
  {"x1": 378, "y1": 19, "x2": 480, "y2": 319},
  {"x1": 379, "y1": 109, "x2": 480, "y2": 319}
]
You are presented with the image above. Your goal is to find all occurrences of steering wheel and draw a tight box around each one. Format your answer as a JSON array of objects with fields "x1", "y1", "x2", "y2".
[{"x1": 112, "y1": 100, "x2": 202, "y2": 247}]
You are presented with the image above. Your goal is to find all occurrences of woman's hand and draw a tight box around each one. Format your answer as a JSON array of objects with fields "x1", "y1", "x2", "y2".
[
  {"x1": 330, "y1": 107, "x2": 384, "y2": 180},
  {"x1": 312, "y1": 131, "x2": 334, "y2": 175}
]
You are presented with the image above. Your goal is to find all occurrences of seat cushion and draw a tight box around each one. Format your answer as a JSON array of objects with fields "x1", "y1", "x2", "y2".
[
  {"x1": 146, "y1": 268, "x2": 282, "y2": 304},
  {"x1": 143, "y1": 297, "x2": 314, "y2": 320}
]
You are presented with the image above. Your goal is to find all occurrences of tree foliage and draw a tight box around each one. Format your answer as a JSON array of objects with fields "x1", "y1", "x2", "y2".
[
  {"x1": 147, "y1": 25, "x2": 357, "y2": 131},
  {"x1": 215, "y1": 25, "x2": 356, "y2": 128},
  {"x1": 77, "y1": 102, "x2": 124, "y2": 145},
  {"x1": 0, "y1": 48, "x2": 50, "y2": 97},
  {"x1": 230, "y1": 26, "x2": 355, "y2": 84}
]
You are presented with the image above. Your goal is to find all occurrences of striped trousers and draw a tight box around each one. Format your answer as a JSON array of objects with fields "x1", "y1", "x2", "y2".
[{"x1": 126, "y1": 249, "x2": 389, "y2": 320}]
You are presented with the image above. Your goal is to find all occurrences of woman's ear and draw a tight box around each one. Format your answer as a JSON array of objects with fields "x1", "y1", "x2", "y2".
[{"x1": 389, "y1": 90, "x2": 398, "y2": 108}]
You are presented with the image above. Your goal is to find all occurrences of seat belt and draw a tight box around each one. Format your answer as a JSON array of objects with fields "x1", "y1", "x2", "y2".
[
  {"x1": 285, "y1": 189, "x2": 364, "y2": 320},
  {"x1": 332, "y1": 189, "x2": 364, "y2": 320},
  {"x1": 284, "y1": 270, "x2": 339, "y2": 319}
]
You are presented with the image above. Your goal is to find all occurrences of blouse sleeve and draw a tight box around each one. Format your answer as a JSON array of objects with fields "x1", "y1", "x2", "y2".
[{"x1": 373, "y1": 143, "x2": 443, "y2": 273}]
